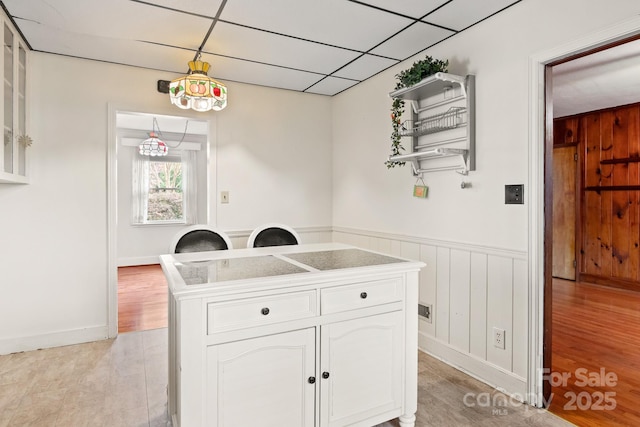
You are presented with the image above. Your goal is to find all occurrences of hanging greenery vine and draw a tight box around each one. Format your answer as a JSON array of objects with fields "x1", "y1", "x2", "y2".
[{"x1": 385, "y1": 55, "x2": 449, "y2": 169}]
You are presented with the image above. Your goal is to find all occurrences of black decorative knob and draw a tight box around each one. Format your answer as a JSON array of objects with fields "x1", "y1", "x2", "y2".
[
  {"x1": 360, "y1": 292, "x2": 368, "y2": 299},
  {"x1": 308, "y1": 376, "x2": 316, "y2": 384},
  {"x1": 322, "y1": 372, "x2": 330, "y2": 379},
  {"x1": 261, "y1": 307, "x2": 270, "y2": 315}
]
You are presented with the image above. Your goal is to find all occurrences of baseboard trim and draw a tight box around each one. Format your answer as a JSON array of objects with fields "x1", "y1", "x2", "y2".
[
  {"x1": 419, "y1": 332, "x2": 528, "y2": 400},
  {"x1": 0, "y1": 325, "x2": 109, "y2": 355},
  {"x1": 333, "y1": 226, "x2": 527, "y2": 260},
  {"x1": 118, "y1": 255, "x2": 160, "y2": 267}
]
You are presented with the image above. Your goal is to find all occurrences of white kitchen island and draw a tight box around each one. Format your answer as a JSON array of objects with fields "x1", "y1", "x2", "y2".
[{"x1": 159, "y1": 243, "x2": 425, "y2": 427}]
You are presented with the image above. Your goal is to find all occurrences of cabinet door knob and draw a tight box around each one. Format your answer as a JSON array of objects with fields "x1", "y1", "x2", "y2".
[
  {"x1": 360, "y1": 292, "x2": 367, "y2": 299},
  {"x1": 308, "y1": 376, "x2": 316, "y2": 384},
  {"x1": 322, "y1": 371, "x2": 330, "y2": 379},
  {"x1": 261, "y1": 307, "x2": 270, "y2": 315}
]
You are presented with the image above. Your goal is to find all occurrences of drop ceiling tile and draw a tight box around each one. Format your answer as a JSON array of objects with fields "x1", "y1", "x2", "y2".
[
  {"x1": 370, "y1": 22, "x2": 453, "y2": 60},
  {"x1": 200, "y1": 53, "x2": 324, "y2": 92},
  {"x1": 219, "y1": 0, "x2": 413, "y2": 51},
  {"x1": 305, "y1": 77, "x2": 358, "y2": 96},
  {"x1": 203, "y1": 22, "x2": 361, "y2": 74},
  {"x1": 355, "y1": 0, "x2": 449, "y2": 19},
  {"x1": 148, "y1": 0, "x2": 225, "y2": 17},
  {"x1": 2, "y1": 0, "x2": 524, "y2": 96},
  {"x1": 5, "y1": 0, "x2": 212, "y2": 51},
  {"x1": 15, "y1": 19, "x2": 193, "y2": 73},
  {"x1": 425, "y1": 0, "x2": 520, "y2": 31},
  {"x1": 333, "y1": 55, "x2": 398, "y2": 81}
]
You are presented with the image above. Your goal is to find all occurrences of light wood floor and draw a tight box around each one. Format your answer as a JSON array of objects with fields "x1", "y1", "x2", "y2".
[
  {"x1": 550, "y1": 279, "x2": 640, "y2": 426},
  {"x1": 117, "y1": 264, "x2": 168, "y2": 333}
]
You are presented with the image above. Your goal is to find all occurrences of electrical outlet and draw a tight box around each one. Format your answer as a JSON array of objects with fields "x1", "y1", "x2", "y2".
[
  {"x1": 493, "y1": 327, "x2": 506, "y2": 349},
  {"x1": 221, "y1": 191, "x2": 229, "y2": 204},
  {"x1": 418, "y1": 304, "x2": 433, "y2": 323}
]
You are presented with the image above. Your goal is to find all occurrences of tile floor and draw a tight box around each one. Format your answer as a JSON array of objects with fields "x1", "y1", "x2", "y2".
[
  {"x1": 0, "y1": 329, "x2": 573, "y2": 427},
  {"x1": 0, "y1": 329, "x2": 168, "y2": 427}
]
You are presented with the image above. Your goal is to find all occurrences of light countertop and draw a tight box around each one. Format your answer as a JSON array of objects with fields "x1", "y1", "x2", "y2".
[{"x1": 160, "y1": 243, "x2": 423, "y2": 295}]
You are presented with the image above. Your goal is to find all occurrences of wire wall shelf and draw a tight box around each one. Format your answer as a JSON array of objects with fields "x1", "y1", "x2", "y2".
[
  {"x1": 399, "y1": 107, "x2": 466, "y2": 137},
  {"x1": 388, "y1": 73, "x2": 475, "y2": 176}
]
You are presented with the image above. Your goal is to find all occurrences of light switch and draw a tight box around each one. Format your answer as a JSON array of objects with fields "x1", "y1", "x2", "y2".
[
  {"x1": 505, "y1": 185, "x2": 524, "y2": 204},
  {"x1": 221, "y1": 191, "x2": 229, "y2": 204}
]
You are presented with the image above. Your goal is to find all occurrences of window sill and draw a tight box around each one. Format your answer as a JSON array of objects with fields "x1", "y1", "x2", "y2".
[{"x1": 132, "y1": 221, "x2": 187, "y2": 227}]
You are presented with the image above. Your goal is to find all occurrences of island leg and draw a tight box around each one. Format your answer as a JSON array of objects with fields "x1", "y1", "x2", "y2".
[
  {"x1": 399, "y1": 413, "x2": 416, "y2": 427},
  {"x1": 400, "y1": 273, "x2": 419, "y2": 427}
]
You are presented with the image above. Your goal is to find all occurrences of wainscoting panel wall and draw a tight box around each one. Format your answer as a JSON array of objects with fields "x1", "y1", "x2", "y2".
[
  {"x1": 333, "y1": 227, "x2": 528, "y2": 398},
  {"x1": 228, "y1": 226, "x2": 333, "y2": 250}
]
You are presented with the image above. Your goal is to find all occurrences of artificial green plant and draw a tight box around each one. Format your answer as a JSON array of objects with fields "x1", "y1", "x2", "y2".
[{"x1": 386, "y1": 55, "x2": 449, "y2": 168}]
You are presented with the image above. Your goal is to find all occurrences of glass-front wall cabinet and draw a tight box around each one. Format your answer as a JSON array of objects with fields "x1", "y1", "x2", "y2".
[{"x1": 0, "y1": 12, "x2": 28, "y2": 184}]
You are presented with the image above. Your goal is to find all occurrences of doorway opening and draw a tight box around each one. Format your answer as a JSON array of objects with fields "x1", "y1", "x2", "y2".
[
  {"x1": 111, "y1": 110, "x2": 211, "y2": 333},
  {"x1": 544, "y1": 35, "x2": 640, "y2": 425}
]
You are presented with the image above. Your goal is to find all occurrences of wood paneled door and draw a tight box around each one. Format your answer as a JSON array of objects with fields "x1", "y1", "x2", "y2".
[{"x1": 553, "y1": 145, "x2": 577, "y2": 280}]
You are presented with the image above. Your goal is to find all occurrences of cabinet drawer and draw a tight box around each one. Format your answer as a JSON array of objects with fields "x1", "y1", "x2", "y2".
[
  {"x1": 321, "y1": 278, "x2": 403, "y2": 314},
  {"x1": 207, "y1": 290, "x2": 317, "y2": 334}
]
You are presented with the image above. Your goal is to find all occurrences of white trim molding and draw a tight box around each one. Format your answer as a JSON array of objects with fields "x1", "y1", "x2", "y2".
[
  {"x1": 0, "y1": 326, "x2": 109, "y2": 355},
  {"x1": 332, "y1": 226, "x2": 527, "y2": 259},
  {"x1": 528, "y1": 15, "x2": 640, "y2": 408},
  {"x1": 420, "y1": 334, "x2": 527, "y2": 399}
]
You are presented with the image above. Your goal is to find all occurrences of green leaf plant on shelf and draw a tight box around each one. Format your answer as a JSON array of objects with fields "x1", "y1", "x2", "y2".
[{"x1": 385, "y1": 55, "x2": 449, "y2": 169}]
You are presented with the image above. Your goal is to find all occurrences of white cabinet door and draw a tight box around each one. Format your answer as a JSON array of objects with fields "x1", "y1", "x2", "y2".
[
  {"x1": 320, "y1": 311, "x2": 403, "y2": 427},
  {"x1": 206, "y1": 328, "x2": 316, "y2": 427}
]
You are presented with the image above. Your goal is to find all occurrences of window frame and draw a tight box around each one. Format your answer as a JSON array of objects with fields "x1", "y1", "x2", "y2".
[{"x1": 142, "y1": 154, "x2": 186, "y2": 225}]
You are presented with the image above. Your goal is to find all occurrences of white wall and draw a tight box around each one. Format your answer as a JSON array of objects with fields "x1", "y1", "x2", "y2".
[
  {"x1": 0, "y1": 52, "x2": 333, "y2": 354},
  {"x1": 331, "y1": 0, "x2": 640, "y2": 398},
  {"x1": 215, "y1": 82, "x2": 333, "y2": 231}
]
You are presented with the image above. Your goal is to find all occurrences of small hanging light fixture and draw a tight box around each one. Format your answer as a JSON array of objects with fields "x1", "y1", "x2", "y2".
[
  {"x1": 139, "y1": 118, "x2": 168, "y2": 156},
  {"x1": 169, "y1": 52, "x2": 227, "y2": 112}
]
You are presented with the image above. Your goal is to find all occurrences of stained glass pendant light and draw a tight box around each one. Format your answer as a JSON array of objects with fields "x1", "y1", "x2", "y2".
[
  {"x1": 139, "y1": 118, "x2": 168, "y2": 156},
  {"x1": 169, "y1": 53, "x2": 227, "y2": 112}
]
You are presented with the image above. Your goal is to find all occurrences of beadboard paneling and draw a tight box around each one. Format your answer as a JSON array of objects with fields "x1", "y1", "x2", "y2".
[
  {"x1": 469, "y1": 253, "x2": 488, "y2": 360},
  {"x1": 332, "y1": 227, "x2": 527, "y2": 397},
  {"x1": 450, "y1": 249, "x2": 471, "y2": 354}
]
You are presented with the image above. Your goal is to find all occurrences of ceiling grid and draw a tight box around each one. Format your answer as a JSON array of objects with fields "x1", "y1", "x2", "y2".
[{"x1": 2, "y1": 0, "x2": 522, "y2": 95}]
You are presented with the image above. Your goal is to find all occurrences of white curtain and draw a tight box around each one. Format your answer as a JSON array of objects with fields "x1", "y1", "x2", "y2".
[
  {"x1": 182, "y1": 149, "x2": 198, "y2": 225},
  {"x1": 132, "y1": 153, "x2": 150, "y2": 224}
]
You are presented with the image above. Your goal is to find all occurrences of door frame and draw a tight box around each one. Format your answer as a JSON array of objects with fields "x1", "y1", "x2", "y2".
[
  {"x1": 528, "y1": 16, "x2": 640, "y2": 407},
  {"x1": 106, "y1": 103, "x2": 217, "y2": 337}
]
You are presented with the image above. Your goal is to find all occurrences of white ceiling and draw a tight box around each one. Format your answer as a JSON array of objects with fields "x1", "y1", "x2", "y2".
[
  {"x1": 553, "y1": 39, "x2": 640, "y2": 118},
  {"x1": 2, "y1": 0, "x2": 522, "y2": 96}
]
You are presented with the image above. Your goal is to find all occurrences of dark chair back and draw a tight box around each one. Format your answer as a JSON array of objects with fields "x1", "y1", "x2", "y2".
[
  {"x1": 170, "y1": 226, "x2": 233, "y2": 253},
  {"x1": 248, "y1": 223, "x2": 300, "y2": 248}
]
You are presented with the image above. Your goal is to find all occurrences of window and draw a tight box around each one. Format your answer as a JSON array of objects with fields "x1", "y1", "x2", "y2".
[
  {"x1": 148, "y1": 158, "x2": 183, "y2": 221},
  {"x1": 133, "y1": 151, "x2": 198, "y2": 225}
]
